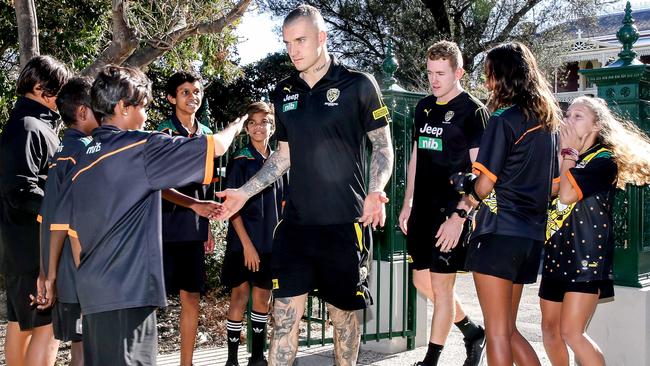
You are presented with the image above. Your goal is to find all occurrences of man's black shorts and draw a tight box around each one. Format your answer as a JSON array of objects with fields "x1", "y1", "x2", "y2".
[
  {"x1": 5, "y1": 269, "x2": 52, "y2": 331},
  {"x1": 82, "y1": 306, "x2": 157, "y2": 366},
  {"x1": 162, "y1": 241, "x2": 206, "y2": 295},
  {"x1": 539, "y1": 277, "x2": 615, "y2": 302},
  {"x1": 465, "y1": 233, "x2": 543, "y2": 284},
  {"x1": 271, "y1": 221, "x2": 373, "y2": 311},
  {"x1": 53, "y1": 302, "x2": 82, "y2": 342},
  {"x1": 221, "y1": 252, "x2": 272, "y2": 290},
  {"x1": 407, "y1": 211, "x2": 470, "y2": 273}
]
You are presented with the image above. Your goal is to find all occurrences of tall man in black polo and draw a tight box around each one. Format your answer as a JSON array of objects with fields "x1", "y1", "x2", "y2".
[{"x1": 217, "y1": 5, "x2": 394, "y2": 366}]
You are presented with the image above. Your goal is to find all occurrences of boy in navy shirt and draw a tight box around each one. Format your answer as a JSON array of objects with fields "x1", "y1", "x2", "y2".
[
  {"x1": 0, "y1": 55, "x2": 69, "y2": 366},
  {"x1": 50, "y1": 65, "x2": 246, "y2": 365},
  {"x1": 222, "y1": 102, "x2": 286, "y2": 366},
  {"x1": 157, "y1": 71, "x2": 220, "y2": 366},
  {"x1": 38, "y1": 77, "x2": 99, "y2": 366}
]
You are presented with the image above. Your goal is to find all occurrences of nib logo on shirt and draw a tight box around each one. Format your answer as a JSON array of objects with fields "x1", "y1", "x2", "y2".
[
  {"x1": 86, "y1": 142, "x2": 101, "y2": 154},
  {"x1": 253, "y1": 327, "x2": 264, "y2": 334}
]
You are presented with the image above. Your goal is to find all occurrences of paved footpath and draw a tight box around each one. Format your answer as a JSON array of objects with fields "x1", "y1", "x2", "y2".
[{"x1": 158, "y1": 274, "x2": 576, "y2": 365}]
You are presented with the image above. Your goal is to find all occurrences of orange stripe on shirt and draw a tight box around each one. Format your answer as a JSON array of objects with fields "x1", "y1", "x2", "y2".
[
  {"x1": 72, "y1": 140, "x2": 147, "y2": 181},
  {"x1": 472, "y1": 162, "x2": 497, "y2": 183},
  {"x1": 57, "y1": 156, "x2": 77, "y2": 165},
  {"x1": 68, "y1": 229, "x2": 78, "y2": 238},
  {"x1": 211, "y1": 177, "x2": 219, "y2": 183},
  {"x1": 553, "y1": 176, "x2": 561, "y2": 184},
  {"x1": 566, "y1": 170, "x2": 583, "y2": 201},
  {"x1": 514, "y1": 125, "x2": 542, "y2": 145},
  {"x1": 203, "y1": 136, "x2": 215, "y2": 185},
  {"x1": 50, "y1": 224, "x2": 70, "y2": 231}
]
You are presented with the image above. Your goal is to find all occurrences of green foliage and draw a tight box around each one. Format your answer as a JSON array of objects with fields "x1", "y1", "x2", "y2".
[
  {"x1": 262, "y1": 0, "x2": 605, "y2": 91},
  {"x1": 0, "y1": 0, "x2": 244, "y2": 131},
  {"x1": 206, "y1": 52, "x2": 295, "y2": 124}
]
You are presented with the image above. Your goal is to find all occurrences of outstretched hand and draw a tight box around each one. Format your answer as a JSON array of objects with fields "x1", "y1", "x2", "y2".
[
  {"x1": 359, "y1": 191, "x2": 389, "y2": 229},
  {"x1": 215, "y1": 189, "x2": 248, "y2": 220},
  {"x1": 191, "y1": 200, "x2": 222, "y2": 220}
]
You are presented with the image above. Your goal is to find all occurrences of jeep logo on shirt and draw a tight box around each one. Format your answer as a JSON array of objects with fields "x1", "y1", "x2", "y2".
[
  {"x1": 418, "y1": 136, "x2": 442, "y2": 151},
  {"x1": 419, "y1": 123, "x2": 443, "y2": 137},
  {"x1": 283, "y1": 94, "x2": 299, "y2": 102}
]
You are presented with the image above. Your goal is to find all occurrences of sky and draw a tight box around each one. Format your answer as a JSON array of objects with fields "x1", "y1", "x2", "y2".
[
  {"x1": 234, "y1": 1, "x2": 650, "y2": 65},
  {"x1": 235, "y1": 9, "x2": 283, "y2": 65}
]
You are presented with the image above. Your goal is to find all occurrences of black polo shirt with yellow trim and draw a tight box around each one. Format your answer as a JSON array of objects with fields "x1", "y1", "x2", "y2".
[
  {"x1": 39, "y1": 128, "x2": 91, "y2": 303},
  {"x1": 410, "y1": 92, "x2": 488, "y2": 231},
  {"x1": 544, "y1": 144, "x2": 617, "y2": 282},
  {"x1": 156, "y1": 114, "x2": 215, "y2": 243},
  {"x1": 225, "y1": 143, "x2": 285, "y2": 254},
  {"x1": 52, "y1": 125, "x2": 214, "y2": 315},
  {"x1": 272, "y1": 57, "x2": 390, "y2": 225},
  {"x1": 471, "y1": 105, "x2": 558, "y2": 242}
]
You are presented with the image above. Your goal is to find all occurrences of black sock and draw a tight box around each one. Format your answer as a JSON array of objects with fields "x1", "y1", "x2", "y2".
[
  {"x1": 422, "y1": 342, "x2": 443, "y2": 366},
  {"x1": 250, "y1": 311, "x2": 269, "y2": 360},
  {"x1": 226, "y1": 319, "x2": 242, "y2": 363},
  {"x1": 454, "y1": 316, "x2": 483, "y2": 340}
]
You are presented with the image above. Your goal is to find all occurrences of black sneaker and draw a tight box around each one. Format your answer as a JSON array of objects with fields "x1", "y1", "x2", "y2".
[
  {"x1": 225, "y1": 361, "x2": 239, "y2": 366},
  {"x1": 463, "y1": 326, "x2": 486, "y2": 366},
  {"x1": 412, "y1": 362, "x2": 429, "y2": 366},
  {"x1": 247, "y1": 357, "x2": 268, "y2": 366}
]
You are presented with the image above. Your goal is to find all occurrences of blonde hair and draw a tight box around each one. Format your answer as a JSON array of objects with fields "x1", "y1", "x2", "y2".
[
  {"x1": 426, "y1": 41, "x2": 463, "y2": 69},
  {"x1": 572, "y1": 96, "x2": 650, "y2": 187}
]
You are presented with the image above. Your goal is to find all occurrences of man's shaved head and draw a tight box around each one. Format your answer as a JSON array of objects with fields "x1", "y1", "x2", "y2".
[{"x1": 283, "y1": 4, "x2": 326, "y2": 31}]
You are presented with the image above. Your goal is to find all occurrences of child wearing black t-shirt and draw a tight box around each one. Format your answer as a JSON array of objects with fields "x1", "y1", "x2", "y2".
[
  {"x1": 222, "y1": 102, "x2": 286, "y2": 366},
  {"x1": 540, "y1": 96, "x2": 650, "y2": 366},
  {"x1": 456, "y1": 42, "x2": 562, "y2": 366}
]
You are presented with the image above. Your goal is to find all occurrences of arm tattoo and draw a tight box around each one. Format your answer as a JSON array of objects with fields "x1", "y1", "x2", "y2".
[
  {"x1": 367, "y1": 126, "x2": 394, "y2": 193},
  {"x1": 240, "y1": 143, "x2": 290, "y2": 199}
]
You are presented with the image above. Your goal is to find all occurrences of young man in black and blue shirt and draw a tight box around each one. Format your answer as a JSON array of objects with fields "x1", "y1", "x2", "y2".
[
  {"x1": 222, "y1": 102, "x2": 286, "y2": 366},
  {"x1": 50, "y1": 65, "x2": 245, "y2": 365},
  {"x1": 38, "y1": 77, "x2": 98, "y2": 366},
  {"x1": 0, "y1": 55, "x2": 69, "y2": 366},
  {"x1": 398, "y1": 41, "x2": 487, "y2": 366},
  {"x1": 156, "y1": 71, "x2": 220, "y2": 366}
]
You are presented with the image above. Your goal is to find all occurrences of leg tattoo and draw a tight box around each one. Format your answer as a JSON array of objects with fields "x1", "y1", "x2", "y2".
[
  {"x1": 327, "y1": 304, "x2": 361, "y2": 366},
  {"x1": 269, "y1": 295, "x2": 306, "y2": 366}
]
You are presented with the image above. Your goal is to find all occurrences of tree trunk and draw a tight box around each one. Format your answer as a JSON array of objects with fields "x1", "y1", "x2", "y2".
[{"x1": 15, "y1": 0, "x2": 39, "y2": 67}]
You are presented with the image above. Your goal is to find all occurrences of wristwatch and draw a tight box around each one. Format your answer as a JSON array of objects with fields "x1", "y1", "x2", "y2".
[{"x1": 452, "y1": 208, "x2": 468, "y2": 219}]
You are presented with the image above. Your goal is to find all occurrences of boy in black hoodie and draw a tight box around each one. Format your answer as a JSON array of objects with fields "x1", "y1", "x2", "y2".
[{"x1": 0, "y1": 55, "x2": 69, "y2": 366}]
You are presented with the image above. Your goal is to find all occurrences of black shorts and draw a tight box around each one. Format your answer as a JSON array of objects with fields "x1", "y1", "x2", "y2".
[
  {"x1": 5, "y1": 269, "x2": 52, "y2": 331},
  {"x1": 465, "y1": 233, "x2": 543, "y2": 284},
  {"x1": 83, "y1": 306, "x2": 157, "y2": 366},
  {"x1": 221, "y1": 251, "x2": 272, "y2": 290},
  {"x1": 538, "y1": 277, "x2": 615, "y2": 302},
  {"x1": 271, "y1": 221, "x2": 373, "y2": 311},
  {"x1": 53, "y1": 302, "x2": 82, "y2": 342},
  {"x1": 407, "y1": 213, "x2": 470, "y2": 273},
  {"x1": 162, "y1": 241, "x2": 206, "y2": 295}
]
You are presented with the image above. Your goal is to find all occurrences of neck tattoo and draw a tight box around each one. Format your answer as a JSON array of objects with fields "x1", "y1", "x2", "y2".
[{"x1": 314, "y1": 61, "x2": 327, "y2": 73}]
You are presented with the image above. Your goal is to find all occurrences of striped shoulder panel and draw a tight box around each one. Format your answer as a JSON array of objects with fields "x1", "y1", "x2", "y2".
[
  {"x1": 79, "y1": 136, "x2": 93, "y2": 146},
  {"x1": 198, "y1": 123, "x2": 213, "y2": 135},
  {"x1": 492, "y1": 105, "x2": 515, "y2": 117},
  {"x1": 594, "y1": 150, "x2": 613, "y2": 159},
  {"x1": 233, "y1": 146, "x2": 255, "y2": 160},
  {"x1": 156, "y1": 119, "x2": 177, "y2": 133}
]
